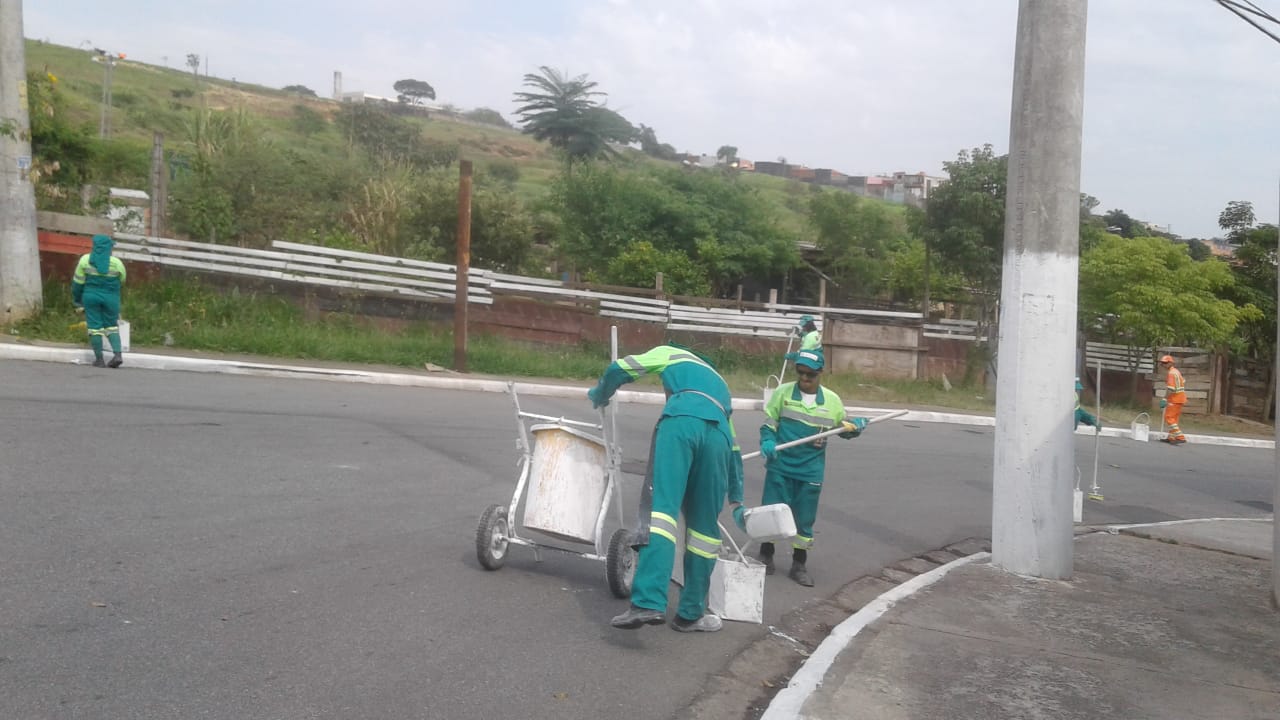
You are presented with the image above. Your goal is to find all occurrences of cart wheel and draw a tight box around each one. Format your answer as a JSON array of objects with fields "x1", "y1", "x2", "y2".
[
  {"x1": 606, "y1": 528, "x2": 636, "y2": 598},
  {"x1": 476, "y1": 504, "x2": 510, "y2": 571}
]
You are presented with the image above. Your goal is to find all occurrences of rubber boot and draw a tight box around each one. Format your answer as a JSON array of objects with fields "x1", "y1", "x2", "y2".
[
  {"x1": 758, "y1": 542, "x2": 775, "y2": 575},
  {"x1": 790, "y1": 549, "x2": 814, "y2": 587},
  {"x1": 107, "y1": 332, "x2": 123, "y2": 368},
  {"x1": 91, "y1": 335, "x2": 105, "y2": 367},
  {"x1": 610, "y1": 604, "x2": 665, "y2": 629},
  {"x1": 108, "y1": 353, "x2": 123, "y2": 368}
]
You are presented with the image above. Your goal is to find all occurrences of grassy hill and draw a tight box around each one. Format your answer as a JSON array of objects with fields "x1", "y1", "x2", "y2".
[{"x1": 24, "y1": 38, "x2": 850, "y2": 238}]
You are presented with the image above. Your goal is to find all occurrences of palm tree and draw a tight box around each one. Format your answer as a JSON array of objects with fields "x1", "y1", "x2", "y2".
[{"x1": 513, "y1": 66, "x2": 635, "y2": 166}]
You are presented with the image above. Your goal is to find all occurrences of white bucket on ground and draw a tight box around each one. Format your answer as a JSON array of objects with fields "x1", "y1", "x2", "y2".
[
  {"x1": 1130, "y1": 412, "x2": 1150, "y2": 443},
  {"x1": 708, "y1": 532, "x2": 766, "y2": 623},
  {"x1": 118, "y1": 319, "x2": 131, "y2": 352},
  {"x1": 521, "y1": 423, "x2": 607, "y2": 545},
  {"x1": 743, "y1": 503, "x2": 797, "y2": 543}
]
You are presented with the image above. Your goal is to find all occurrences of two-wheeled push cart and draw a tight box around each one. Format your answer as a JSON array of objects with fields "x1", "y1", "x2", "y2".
[{"x1": 474, "y1": 382, "x2": 636, "y2": 598}]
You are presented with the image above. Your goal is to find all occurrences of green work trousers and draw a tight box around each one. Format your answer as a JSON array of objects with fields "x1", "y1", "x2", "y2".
[
  {"x1": 84, "y1": 287, "x2": 122, "y2": 357},
  {"x1": 762, "y1": 467, "x2": 823, "y2": 550},
  {"x1": 631, "y1": 415, "x2": 730, "y2": 622}
]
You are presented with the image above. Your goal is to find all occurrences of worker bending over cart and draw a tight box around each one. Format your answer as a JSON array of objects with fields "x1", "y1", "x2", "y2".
[{"x1": 588, "y1": 343, "x2": 745, "y2": 633}]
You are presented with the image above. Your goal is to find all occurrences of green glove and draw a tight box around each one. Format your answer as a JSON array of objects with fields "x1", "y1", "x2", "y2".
[
  {"x1": 760, "y1": 438, "x2": 776, "y2": 460},
  {"x1": 1159, "y1": 398, "x2": 1167, "y2": 409},
  {"x1": 840, "y1": 417, "x2": 867, "y2": 438},
  {"x1": 732, "y1": 504, "x2": 747, "y2": 531},
  {"x1": 587, "y1": 386, "x2": 609, "y2": 409}
]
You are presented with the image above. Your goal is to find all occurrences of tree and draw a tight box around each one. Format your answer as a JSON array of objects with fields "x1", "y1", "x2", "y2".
[
  {"x1": 1102, "y1": 208, "x2": 1136, "y2": 238},
  {"x1": 513, "y1": 66, "x2": 636, "y2": 165},
  {"x1": 393, "y1": 79, "x2": 436, "y2": 105},
  {"x1": 806, "y1": 191, "x2": 903, "y2": 297},
  {"x1": 1218, "y1": 200, "x2": 1256, "y2": 244},
  {"x1": 1186, "y1": 238, "x2": 1212, "y2": 262},
  {"x1": 186, "y1": 53, "x2": 200, "y2": 80},
  {"x1": 922, "y1": 144, "x2": 1007, "y2": 307},
  {"x1": 716, "y1": 145, "x2": 738, "y2": 164},
  {"x1": 283, "y1": 84, "x2": 317, "y2": 97},
  {"x1": 1080, "y1": 234, "x2": 1259, "y2": 401},
  {"x1": 637, "y1": 124, "x2": 677, "y2": 160}
]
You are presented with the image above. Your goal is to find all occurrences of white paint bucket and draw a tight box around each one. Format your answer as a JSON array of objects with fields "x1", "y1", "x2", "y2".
[
  {"x1": 118, "y1": 319, "x2": 131, "y2": 352},
  {"x1": 521, "y1": 424, "x2": 607, "y2": 545},
  {"x1": 743, "y1": 503, "x2": 797, "y2": 543},
  {"x1": 1130, "y1": 412, "x2": 1150, "y2": 443},
  {"x1": 708, "y1": 530, "x2": 766, "y2": 623}
]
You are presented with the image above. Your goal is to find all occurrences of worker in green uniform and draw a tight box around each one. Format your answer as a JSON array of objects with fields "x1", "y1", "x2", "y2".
[
  {"x1": 796, "y1": 315, "x2": 821, "y2": 351},
  {"x1": 758, "y1": 349, "x2": 866, "y2": 587},
  {"x1": 1074, "y1": 378, "x2": 1100, "y2": 431},
  {"x1": 588, "y1": 343, "x2": 744, "y2": 633},
  {"x1": 72, "y1": 234, "x2": 128, "y2": 368}
]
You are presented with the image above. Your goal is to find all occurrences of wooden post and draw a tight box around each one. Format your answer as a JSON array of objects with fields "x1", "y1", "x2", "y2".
[
  {"x1": 453, "y1": 160, "x2": 473, "y2": 372},
  {"x1": 655, "y1": 272, "x2": 664, "y2": 299},
  {"x1": 735, "y1": 284, "x2": 743, "y2": 310},
  {"x1": 768, "y1": 288, "x2": 778, "y2": 306},
  {"x1": 818, "y1": 278, "x2": 827, "y2": 308},
  {"x1": 149, "y1": 132, "x2": 167, "y2": 238}
]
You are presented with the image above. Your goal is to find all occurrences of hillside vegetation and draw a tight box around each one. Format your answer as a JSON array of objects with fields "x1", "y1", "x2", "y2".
[{"x1": 24, "y1": 40, "x2": 920, "y2": 306}]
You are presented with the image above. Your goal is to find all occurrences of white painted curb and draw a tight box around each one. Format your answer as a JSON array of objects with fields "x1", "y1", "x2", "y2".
[
  {"x1": 759, "y1": 552, "x2": 991, "y2": 720},
  {"x1": 2, "y1": 343, "x2": 1272, "y2": 448}
]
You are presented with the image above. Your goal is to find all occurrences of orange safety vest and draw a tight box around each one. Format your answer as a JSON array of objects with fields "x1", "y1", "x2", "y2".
[{"x1": 1165, "y1": 366, "x2": 1186, "y2": 405}]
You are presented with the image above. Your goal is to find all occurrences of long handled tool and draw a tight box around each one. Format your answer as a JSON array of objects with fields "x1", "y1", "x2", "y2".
[
  {"x1": 1088, "y1": 361, "x2": 1104, "y2": 501},
  {"x1": 741, "y1": 409, "x2": 909, "y2": 461},
  {"x1": 762, "y1": 331, "x2": 797, "y2": 401}
]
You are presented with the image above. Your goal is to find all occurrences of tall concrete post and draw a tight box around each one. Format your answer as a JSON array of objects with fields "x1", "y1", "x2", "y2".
[
  {"x1": 453, "y1": 160, "x2": 473, "y2": 372},
  {"x1": 0, "y1": 0, "x2": 43, "y2": 325},
  {"x1": 991, "y1": 0, "x2": 1089, "y2": 580},
  {"x1": 1274, "y1": 177, "x2": 1279, "y2": 610}
]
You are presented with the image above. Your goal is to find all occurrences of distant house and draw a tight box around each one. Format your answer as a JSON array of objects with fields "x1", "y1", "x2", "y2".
[
  {"x1": 753, "y1": 161, "x2": 791, "y2": 178},
  {"x1": 735, "y1": 158, "x2": 755, "y2": 172},
  {"x1": 814, "y1": 169, "x2": 847, "y2": 186},
  {"x1": 340, "y1": 91, "x2": 393, "y2": 104},
  {"x1": 891, "y1": 171, "x2": 945, "y2": 207},
  {"x1": 789, "y1": 166, "x2": 816, "y2": 182}
]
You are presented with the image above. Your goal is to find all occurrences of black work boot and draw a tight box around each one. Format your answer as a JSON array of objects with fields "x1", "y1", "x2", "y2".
[
  {"x1": 610, "y1": 604, "x2": 665, "y2": 629},
  {"x1": 108, "y1": 353, "x2": 123, "y2": 368},
  {"x1": 789, "y1": 563, "x2": 814, "y2": 587},
  {"x1": 92, "y1": 356, "x2": 106, "y2": 368},
  {"x1": 758, "y1": 542, "x2": 775, "y2": 575}
]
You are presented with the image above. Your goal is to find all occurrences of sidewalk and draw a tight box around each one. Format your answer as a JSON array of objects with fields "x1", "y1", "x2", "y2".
[{"x1": 766, "y1": 519, "x2": 1279, "y2": 720}]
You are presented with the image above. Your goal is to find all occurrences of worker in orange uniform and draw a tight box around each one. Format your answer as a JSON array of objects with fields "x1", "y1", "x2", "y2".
[{"x1": 1158, "y1": 355, "x2": 1187, "y2": 445}]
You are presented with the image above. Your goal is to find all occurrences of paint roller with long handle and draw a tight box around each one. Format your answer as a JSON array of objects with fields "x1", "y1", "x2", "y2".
[{"x1": 740, "y1": 409, "x2": 909, "y2": 461}]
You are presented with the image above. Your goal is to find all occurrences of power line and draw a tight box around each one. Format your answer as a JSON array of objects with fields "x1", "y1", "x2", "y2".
[{"x1": 1216, "y1": 0, "x2": 1280, "y2": 44}]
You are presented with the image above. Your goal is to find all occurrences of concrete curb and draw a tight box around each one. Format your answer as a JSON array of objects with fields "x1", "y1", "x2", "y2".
[
  {"x1": 759, "y1": 551, "x2": 992, "y2": 720},
  {"x1": 1, "y1": 343, "x2": 1271, "y2": 448}
]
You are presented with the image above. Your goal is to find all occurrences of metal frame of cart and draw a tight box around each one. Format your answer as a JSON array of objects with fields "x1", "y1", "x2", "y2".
[{"x1": 474, "y1": 381, "x2": 636, "y2": 598}]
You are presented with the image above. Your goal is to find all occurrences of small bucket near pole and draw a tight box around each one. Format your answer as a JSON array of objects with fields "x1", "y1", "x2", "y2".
[{"x1": 1130, "y1": 412, "x2": 1151, "y2": 443}]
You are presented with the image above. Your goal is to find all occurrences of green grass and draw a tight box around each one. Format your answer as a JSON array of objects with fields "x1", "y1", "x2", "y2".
[{"x1": 12, "y1": 279, "x2": 1271, "y2": 436}]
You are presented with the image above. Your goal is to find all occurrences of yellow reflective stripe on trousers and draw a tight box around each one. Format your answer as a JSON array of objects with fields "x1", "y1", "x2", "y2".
[
  {"x1": 685, "y1": 528, "x2": 722, "y2": 559},
  {"x1": 649, "y1": 511, "x2": 678, "y2": 544},
  {"x1": 792, "y1": 534, "x2": 814, "y2": 550}
]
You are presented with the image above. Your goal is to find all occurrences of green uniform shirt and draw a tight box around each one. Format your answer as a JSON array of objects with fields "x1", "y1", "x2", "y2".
[
  {"x1": 761, "y1": 381, "x2": 847, "y2": 482},
  {"x1": 799, "y1": 330, "x2": 821, "y2": 351}
]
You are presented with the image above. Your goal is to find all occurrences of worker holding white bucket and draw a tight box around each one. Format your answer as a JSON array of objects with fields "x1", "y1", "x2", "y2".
[
  {"x1": 757, "y1": 349, "x2": 866, "y2": 587},
  {"x1": 588, "y1": 343, "x2": 745, "y2": 633}
]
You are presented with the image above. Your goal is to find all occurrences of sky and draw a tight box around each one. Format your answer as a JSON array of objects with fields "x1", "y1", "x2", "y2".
[{"x1": 23, "y1": 0, "x2": 1280, "y2": 240}]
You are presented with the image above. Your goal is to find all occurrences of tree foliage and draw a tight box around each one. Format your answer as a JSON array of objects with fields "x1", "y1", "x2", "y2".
[
  {"x1": 1080, "y1": 234, "x2": 1258, "y2": 349},
  {"x1": 1218, "y1": 200, "x2": 1257, "y2": 243},
  {"x1": 283, "y1": 85, "x2": 316, "y2": 97},
  {"x1": 334, "y1": 104, "x2": 457, "y2": 168},
  {"x1": 637, "y1": 124, "x2": 678, "y2": 160},
  {"x1": 1102, "y1": 208, "x2": 1137, "y2": 238},
  {"x1": 922, "y1": 144, "x2": 1007, "y2": 299},
  {"x1": 393, "y1": 78, "x2": 437, "y2": 105},
  {"x1": 513, "y1": 66, "x2": 636, "y2": 165},
  {"x1": 806, "y1": 191, "x2": 904, "y2": 296},
  {"x1": 716, "y1": 145, "x2": 738, "y2": 163},
  {"x1": 550, "y1": 163, "x2": 798, "y2": 294},
  {"x1": 462, "y1": 107, "x2": 512, "y2": 128}
]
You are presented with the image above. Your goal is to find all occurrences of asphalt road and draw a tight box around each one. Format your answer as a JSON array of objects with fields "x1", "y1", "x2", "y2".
[{"x1": 1, "y1": 359, "x2": 1272, "y2": 720}]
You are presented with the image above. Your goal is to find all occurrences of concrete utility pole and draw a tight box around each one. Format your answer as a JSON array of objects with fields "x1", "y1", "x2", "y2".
[
  {"x1": 991, "y1": 0, "x2": 1089, "y2": 580},
  {"x1": 453, "y1": 160, "x2": 473, "y2": 372},
  {"x1": 149, "y1": 132, "x2": 167, "y2": 238},
  {"x1": 1274, "y1": 178, "x2": 1279, "y2": 609},
  {"x1": 0, "y1": 0, "x2": 43, "y2": 325}
]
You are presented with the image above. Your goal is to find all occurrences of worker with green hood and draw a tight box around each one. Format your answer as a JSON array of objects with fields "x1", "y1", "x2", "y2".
[{"x1": 72, "y1": 234, "x2": 127, "y2": 368}]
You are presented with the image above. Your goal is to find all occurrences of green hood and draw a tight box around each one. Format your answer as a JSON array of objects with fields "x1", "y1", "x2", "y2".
[{"x1": 89, "y1": 234, "x2": 114, "y2": 274}]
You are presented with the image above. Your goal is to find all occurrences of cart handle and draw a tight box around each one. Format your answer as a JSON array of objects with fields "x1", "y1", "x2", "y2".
[
  {"x1": 517, "y1": 411, "x2": 602, "y2": 430},
  {"x1": 741, "y1": 409, "x2": 908, "y2": 461},
  {"x1": 717, "y1": 521, "x2": 749, "y2": 563}
]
